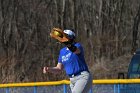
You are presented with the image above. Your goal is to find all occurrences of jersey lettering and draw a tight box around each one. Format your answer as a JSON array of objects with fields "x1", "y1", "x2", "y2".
[{"x1": 62, "y1": 53, "x2": 71, "y2": 62}]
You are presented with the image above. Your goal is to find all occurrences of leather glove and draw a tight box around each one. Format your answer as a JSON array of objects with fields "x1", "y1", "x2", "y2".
[{"x1": 50, "y1": 28, "x2": 70, "y2": 42}]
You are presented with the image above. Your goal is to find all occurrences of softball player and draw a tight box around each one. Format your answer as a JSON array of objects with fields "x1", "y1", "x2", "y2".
[{"x1": 43, "y1": 29, "x2": 92, "y2": 93}]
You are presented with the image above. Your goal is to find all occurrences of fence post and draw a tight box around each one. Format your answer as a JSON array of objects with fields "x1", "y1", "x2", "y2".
[
  {"x1": 63, "y1": 84, "x2": 67, "y2": 93},
  {"x1": 5, "y1": 88, "x2": 9, "y2": 93},
  {"x1": 117, "y1": 84, "x2": 120, "y2": 93},
  {"x1": 34, "y1": 86, "x2": 37, "y2": 93},
  {"x1": 89, "y1": 86, "x2": 93, "y2": 93},
  {"x1": 114, "y1": 84, "x2": 116, "y2": 93}
]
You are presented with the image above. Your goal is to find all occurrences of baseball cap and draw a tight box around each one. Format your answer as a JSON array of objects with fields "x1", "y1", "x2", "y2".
[{"x1": 63, "y1": 29, "x2": 75, "y2": 39}]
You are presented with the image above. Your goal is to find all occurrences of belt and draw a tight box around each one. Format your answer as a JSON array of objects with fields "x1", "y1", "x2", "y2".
[{"x1": 68, "y1": 70, "x2": 89, "y2": 78}]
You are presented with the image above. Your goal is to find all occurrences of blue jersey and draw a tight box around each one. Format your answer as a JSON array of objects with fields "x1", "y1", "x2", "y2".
[{"x1": 58, "y1": 42, "x2": 89, "y2": 76}]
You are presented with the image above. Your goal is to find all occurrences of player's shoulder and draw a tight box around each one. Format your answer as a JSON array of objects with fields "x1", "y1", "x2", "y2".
[{"x1": 60, "y1": 47, "x2": 67, "y2": 52}]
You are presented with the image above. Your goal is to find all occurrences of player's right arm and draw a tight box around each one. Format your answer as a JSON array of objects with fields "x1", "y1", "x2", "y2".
[{"x1": 43, "y1": 63, "x2": 63, "y2": 74}]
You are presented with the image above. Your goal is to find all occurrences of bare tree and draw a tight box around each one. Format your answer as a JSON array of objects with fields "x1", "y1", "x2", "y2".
[
  {"x1": 0, "y1": 0, "x2": 140, "y2": 81},
  {"x1": 132, "y1": 4, "x2": 140, "y2": 53}
]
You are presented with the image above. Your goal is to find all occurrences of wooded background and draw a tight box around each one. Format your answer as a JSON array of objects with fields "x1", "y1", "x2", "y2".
[{"x1": 0, "y1": 0, "x2": 140, "y2": 83}]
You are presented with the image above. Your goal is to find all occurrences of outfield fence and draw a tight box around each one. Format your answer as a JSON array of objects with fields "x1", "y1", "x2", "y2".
[{"x1": 0, "y1": 79, "x2": 140, "y2": 93}]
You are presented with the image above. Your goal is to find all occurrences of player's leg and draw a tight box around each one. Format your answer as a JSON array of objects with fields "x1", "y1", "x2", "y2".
[
  {"x1": 71, "y1": 71, "x2": 92, "y2": 93},
  {"x1": 82, "y1": 73, "x2": 92, "y2": 93}
]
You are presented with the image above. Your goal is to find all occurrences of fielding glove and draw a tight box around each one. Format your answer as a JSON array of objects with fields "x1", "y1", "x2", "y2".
[{"x1": 50, "y1": 28, "x2": 70, "y2": 42}]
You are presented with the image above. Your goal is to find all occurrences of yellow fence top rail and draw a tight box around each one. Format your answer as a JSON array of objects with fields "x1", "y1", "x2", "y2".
[
  {"x1": 0, "y1": 80, "x2": 70, "y2": 88},
  {"x1": 93, "y1": 79, "x2": 140, "y2": 84},
  {"x1": 0, "y1": 79, "x2": 140, "y2": 88}
]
